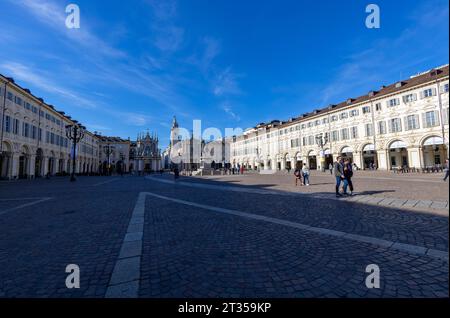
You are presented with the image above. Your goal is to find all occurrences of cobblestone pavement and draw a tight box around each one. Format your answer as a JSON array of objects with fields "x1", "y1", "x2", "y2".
[
  {"x1": 195, "y1": 170, "x2": 449, "y2": 214},
  {"x1": 0, "y1": 174, "x2": 448, "y2": 298}
]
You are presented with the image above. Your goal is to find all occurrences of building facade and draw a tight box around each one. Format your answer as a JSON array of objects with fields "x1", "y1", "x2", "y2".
[
  {"x1": 0, "y1": 75, "x2": 100, "y2": 180},
  {"x1": 97, "y1": 136, "x2": 131, "y2": 174},
  {"x1": 230, "y1": 65, "x2": 449, "y2": 171},
  {"x1": 129, "y1": 131, "x2": 162, "y2": 173}
]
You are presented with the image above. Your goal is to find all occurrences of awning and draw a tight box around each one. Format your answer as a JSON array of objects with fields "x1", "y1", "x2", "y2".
[
  {"x1": 423, "y1": 136, "x2": 444, "y2": 146},
  {"x1": 341, "y1": 146, "x2": 353, "y2": 153},
  {"x1": 324, "y1": 149, "x2": 331, "y2": 155},
  {"x1": 389, "y1": 141, "x2": 407, "y2": 149},
  {"x1": 308, "y1": 151, "x2": 317, "y2": 157},
  {"x1": 362, "y1": 144, "x2": 375, "y2": 152}
]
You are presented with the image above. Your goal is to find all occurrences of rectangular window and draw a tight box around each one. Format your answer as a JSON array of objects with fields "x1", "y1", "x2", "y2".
[
  {"x1": 331, "y1": 115, "x2": 338, "y2": 122},
  {"x1": 340, "y1": 112, "x2": 348, "y2": 120},
  {"x1": 4, "y1": 116, "x2": 11, "y2": 132},
  {"x1": 308, "y1": 135, "x2": 314, "y2": 145},
  {"x1": 15, "y1": 96, "x2": 22, "y2": 106},
  {"x1": 442, "y1": 83, "x2": 449, "y2": 93},
  {"x1": 302, "y1": 137, "x2": 307, "y2": 146},
  {"x1": 32, "y1": 126, "x2": 37, "y2": 139},
  {"x1": 389, "y1": 118, "x2": 402, "y2": 133},
  {"x1": 331, "y1": 130, "x2": 339, "y2": 142},
  {"x1": 38, "y1": 128, "x2": 42, "y2": 141},
  {"x1": 375, "y1": 103, "x2": 382, "y2": 111},
  {"x1": 423, "y1": 111, "x2": 439, "y2": 128},
  {"x1": 387, "y1": 98, "x2": 400, "y2": 107},
  {"x1": 422, "y1": 88, "x2": 436, "y2": 98},
  {"x1": 13, "y1": 119, "x2": 19, "y2": 135},
  {"x1": 405, "y1": 115, "x2": 419, "y2": 130},
  {"x1": 350, "y1": 109, "x2": 359, "y2": 117},
  {"x1": 22, "y1": 122, "x2": 30, "y2": 137},
  {"x1": 350, "y1": 126, "x2": 358, "y2": 139},
  {"x1": 403, "y1": 93, "x2": 417, "y2": 103},
  {"x1": 322, "y1": 117, "x2": 329, "y2": 124},
  {"x1": 362, "y1": 106, "x2": 371, "y2": 114},
  {"x1": 7, "y1": 92, "x2": 13, "y2": 101},
  {"x1": 378, "y1": 121, "x2": 386, "y2": 135},
  {"x1": 365, "y1": 124, "x2": 374, "y2": 137},
  {"x1": 46, "y1": 131, "x2": 50, "y2": 143},
  {"x1": 341, "y1": 128, "x2": 349, "y2": 140}
]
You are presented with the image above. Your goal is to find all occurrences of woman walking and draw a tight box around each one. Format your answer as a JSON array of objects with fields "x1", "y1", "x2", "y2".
[{"x1": 343, "y1": 159, "x2": 354, "y2": 195}]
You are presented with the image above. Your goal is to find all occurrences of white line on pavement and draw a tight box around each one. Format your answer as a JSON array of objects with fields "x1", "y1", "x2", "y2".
[
  {"x1": 0, "y1": 197, "x2": 53, "y2": 216},
  {"x1": 92, "y1": 179, "x2": 120, "y2": 187},
  {"x1": 0, "y1": 198, "x2": 51, "y2": 201},
  {"x1": 105, "y1": 192, "x2": 146, "y2": 298},
  {"x1": 143, "y1": 191, "x2": 448, "y2": 262}
]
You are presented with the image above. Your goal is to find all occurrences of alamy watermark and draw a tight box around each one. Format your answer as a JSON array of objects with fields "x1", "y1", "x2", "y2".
[
  {"x1": 65, "y1": 264, "x2": 80, "y2": 289},
  {"x1": 65, "y1": 4, "x2": 80, "y2": 29},
  {"x1": 365, "y1": 4, "x2": 380, "y2": 29}
]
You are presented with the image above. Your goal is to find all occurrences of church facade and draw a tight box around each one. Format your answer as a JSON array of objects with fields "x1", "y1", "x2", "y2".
[{"x1": 130, "y1": 131, "x2": 162, "y2": 173}]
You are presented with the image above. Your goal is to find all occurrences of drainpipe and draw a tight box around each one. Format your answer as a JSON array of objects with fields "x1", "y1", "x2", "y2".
[
  {"x1": 0, "y1": 81, "x2": 8, "y2": 154},
  {"x1": 369, "y1": 92, "x2": 378, "y2": 169},
  {"x1": 435, "y1": 77, "x2": 447, "y2": 154}
]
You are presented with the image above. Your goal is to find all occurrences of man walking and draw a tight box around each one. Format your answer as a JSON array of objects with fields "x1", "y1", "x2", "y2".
[
  {"x1": 333, "y1": 156, "x2": 346, "y2": 197},
  {"x1": 302, "y1": 163, "x2": 310, "y2": 186}
]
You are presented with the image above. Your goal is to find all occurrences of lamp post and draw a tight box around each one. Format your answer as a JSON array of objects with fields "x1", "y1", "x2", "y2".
[
  {"x1": 103, "y1": 144, "x2": 115, "y2": 176},
  {"x1": 316, "y1": 133, "x2": 329, "y2": 172},
  {"x1": 65, "y1": 124, "x2": 85, "y2": 182}
]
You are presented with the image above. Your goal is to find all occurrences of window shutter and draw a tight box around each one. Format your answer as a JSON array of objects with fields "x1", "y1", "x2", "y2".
[
  {"x1": 413, "y1": 94, "x2": 417, "y2": 101},
  {"x1": 396, "y1": 98, "x2": 400, "y2": 105},
  {"x1": 422, "y1": 113, "x2": 427, "y2": 128},
  {"x1": 415, "y1": 115, "x2": 420, "y2": 129},
  {"x1": 388, "y1": 120, "x2": 393, "y2": 133},
  {"x1": 386, "y1": 100, "x2": 390, "y2": 107},
  {"x1": 420, "y1": 91, "x2": 424, "y2": 99},
  {"x1": 435, "y1": 110, "x2": 440, "y2": 126},
  {"x1": 404, "y1": 117, "x2": 409, "y2": 131},
  {"x1": 432, "y1": 88, "x2": 437, "y2": 96}
]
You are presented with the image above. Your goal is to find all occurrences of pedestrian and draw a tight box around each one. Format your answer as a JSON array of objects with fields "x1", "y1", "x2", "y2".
[
  {"x1": 302, "y1": 163, "x2": 310, "y2": 186},
  {"x1": 329, "y1": 163, "x2": 333, "y2": 175},
  {"x1": 174, "y1": 166, "x2": 180, "y2": 180},
  {"x1": 240, "y1": 165, "x2": 244, "y2": 175},
  {"x1": 444, "y1": 159, "x2": 449, "y2": 181},
  {"x1": 294, "y1": 166, "x2": 302, "y2": 186},
  {"x1": 343, "y1": 159, "x2": 354, "y2": 195},
  {"x1": 333, "y1": 156, "x2": 346, "y2": 197}
]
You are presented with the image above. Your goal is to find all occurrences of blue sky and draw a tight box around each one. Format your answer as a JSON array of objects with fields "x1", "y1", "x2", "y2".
[{"x1": 0, "y1": 0, "x2": 448, "y2": 148}]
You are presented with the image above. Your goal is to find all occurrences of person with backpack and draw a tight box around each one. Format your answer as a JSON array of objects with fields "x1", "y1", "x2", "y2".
[{"x1": 343, "y1": 159, "x2": 354, "y2": 195}]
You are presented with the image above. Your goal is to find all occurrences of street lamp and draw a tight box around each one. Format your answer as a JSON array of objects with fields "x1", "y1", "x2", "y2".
[
  {"x1": 316, "y1": 133, "x2": 329, "y2": 172},
  {"x1": 103, "y1": 144, "x2": 115, "y2": 176},
  {"x1": 65, "y1": 124, "x2": 85, "y2": 182}
]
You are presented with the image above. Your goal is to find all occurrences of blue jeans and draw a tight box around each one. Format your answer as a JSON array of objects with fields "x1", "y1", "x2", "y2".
[
  {"x1": 335, "y1": 176, "x2": 348, "y2": 194},
  {"x1": 303, "y1": 173, "x2": 310, "y2": 185}
]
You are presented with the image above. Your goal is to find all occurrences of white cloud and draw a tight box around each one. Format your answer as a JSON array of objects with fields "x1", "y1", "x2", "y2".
[
  {"x1": 221, "y1": 102, "x2": 241, "y2": 122},
  {"x1": 213, "y1": 67, "x2": 243, "y2": 97},
  {"x1": 0, "y1": 61, "x2": 97, "y2": 109}
]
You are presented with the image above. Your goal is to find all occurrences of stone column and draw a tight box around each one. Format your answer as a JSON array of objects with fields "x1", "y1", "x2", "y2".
[
  {"x1": 353, "y1": 151, "x2": 362, "y2": 170},
  {"x1": 43, "y1": 157, "x2": 49, "y2": 176},
  {"x1": 29, "y1": 155, "x2": 36, "y2": 179},
  {"x1": 408, "y1": 146, "x2": 421, "y2": 169},
  {"x1": 10, "y1": 153, "x2": 19, "y2": 180}
]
